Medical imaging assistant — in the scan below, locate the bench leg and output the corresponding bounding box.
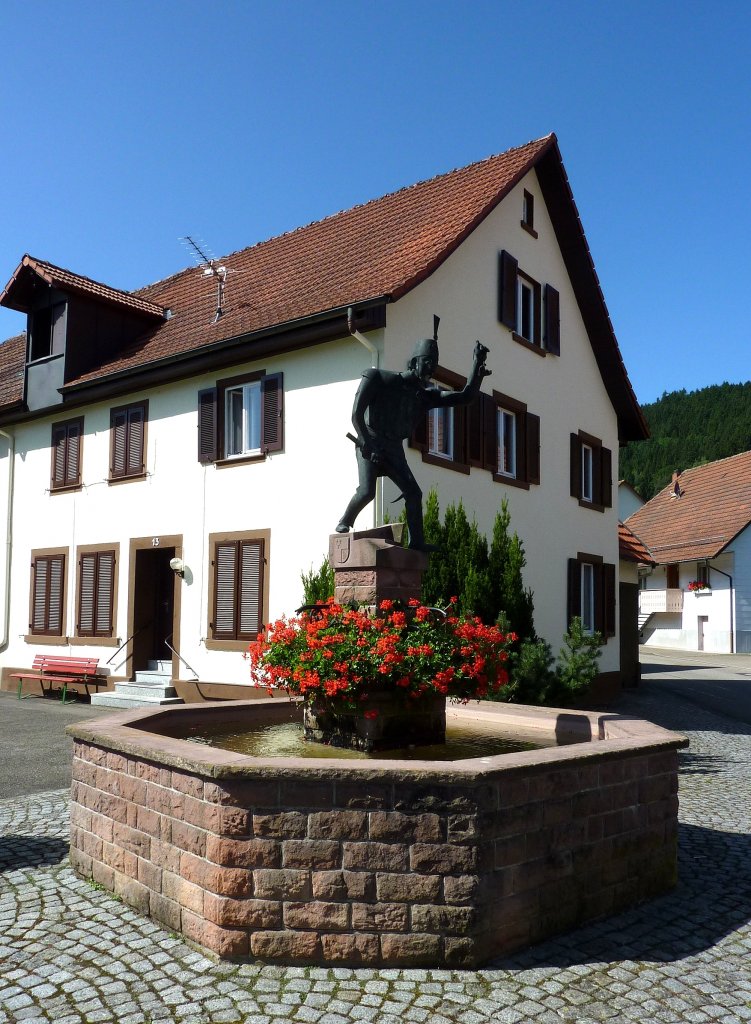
[17,680,34,700]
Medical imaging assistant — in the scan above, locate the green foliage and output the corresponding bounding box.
[300,557,335,606]
[554,617,603,699]
[621,381,751,500]
[419,491,534,638]
[492,617,602,705]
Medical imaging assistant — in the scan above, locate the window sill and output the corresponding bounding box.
[69,635,121,647]
[216,453,267,468]
[520,221,538,239]
[108,473,146,486]
[492,472,530,490]
[420,451,470,475]
[50,484,82,495]
[206,637,260,652]
[512,332,546,357]
[25,633,69,645]
[578,498,605,513]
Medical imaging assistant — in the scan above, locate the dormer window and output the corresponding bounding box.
[29,302,66,362]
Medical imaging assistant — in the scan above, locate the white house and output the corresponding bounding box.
[0,134,647,699]
[627,451,751,654]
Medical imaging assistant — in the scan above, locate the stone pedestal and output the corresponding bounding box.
[329,524,429,608]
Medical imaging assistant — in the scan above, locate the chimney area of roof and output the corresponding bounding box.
[670,470,683,499]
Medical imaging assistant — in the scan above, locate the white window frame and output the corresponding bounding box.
[581,562,595,634]
[497,407,517,478]
[224,380,262,458]
[428,405,454,460]
[581,444,594,502]
[517,276,536,343]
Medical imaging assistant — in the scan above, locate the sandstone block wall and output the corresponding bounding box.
[69,740,679,967]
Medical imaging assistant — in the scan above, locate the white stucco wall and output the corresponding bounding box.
[1,168,630,685]
[618,484,644,522]
[374,169,621,673]
[0,337,379,685]
[641,554,735,653]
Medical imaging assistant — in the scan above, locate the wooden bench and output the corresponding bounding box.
[10,655,104,704]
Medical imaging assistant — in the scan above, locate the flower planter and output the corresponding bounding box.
[303,692,447,752]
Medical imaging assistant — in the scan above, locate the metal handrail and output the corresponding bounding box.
[106,625,147,669]
[165,633,199,681]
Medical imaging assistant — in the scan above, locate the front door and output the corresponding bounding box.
[132,547,175,675]
[698,615,708,652]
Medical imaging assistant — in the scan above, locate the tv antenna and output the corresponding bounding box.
[180,235,227,324]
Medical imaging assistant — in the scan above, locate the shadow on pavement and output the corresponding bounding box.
[491,820,751,969]
[0,835,69,872]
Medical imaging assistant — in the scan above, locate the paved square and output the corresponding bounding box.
[1,669,750,1022]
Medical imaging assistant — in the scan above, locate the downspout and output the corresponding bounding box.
[707,562,734,654]
[0,428,14,652]
[347,307,381,528]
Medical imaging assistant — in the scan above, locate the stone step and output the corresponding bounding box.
[112,681,179,699]
[90,692,184,709]
[134,671,172,685]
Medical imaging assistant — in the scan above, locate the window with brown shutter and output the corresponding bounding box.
[29,552,66,636]
[209,534,267,646]
[567,553,615,640]
[198,372,284,465]
[570,431,612,511]
[51,418,83,491]
[76,549,116,638]
[498,250,559,356]
[109,402,147,481]
[466,391,541,489]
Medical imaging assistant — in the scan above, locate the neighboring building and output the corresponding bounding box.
[627,451,751,653]
[0,134,647,698]
[618,520,655,686]
[618,479,644,521]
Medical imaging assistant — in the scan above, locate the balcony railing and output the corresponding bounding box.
[639,589,684,615]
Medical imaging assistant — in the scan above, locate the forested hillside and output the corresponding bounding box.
[620,381,751,501]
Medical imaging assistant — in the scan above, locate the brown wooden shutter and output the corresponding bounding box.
[31,556,49,633]
[78,553,97,635]
[570,434,581,498]
[567,558,581,627]
[601,447,613,508]
[261,373,284,453]
[77,551,114,636]
[544,284,560,355]
[95,551,115,636]
[213,542,238,639]
[498,250,518,330]
[67,422,81,486]
[525,413,540,485]
[126,407,145,476]
[603,562,616,637]
[51,425,67,489]
[466,393,484,467]
[198,388,218,463]
[482,393,497,471]
[111,411,128,477]
[238,540,264,639]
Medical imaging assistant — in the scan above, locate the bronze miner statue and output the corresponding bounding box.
[336,321,491,550]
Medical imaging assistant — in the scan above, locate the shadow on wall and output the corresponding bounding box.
[490,820,751,968]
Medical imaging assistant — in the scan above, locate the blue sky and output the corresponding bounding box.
[1,0,748,405]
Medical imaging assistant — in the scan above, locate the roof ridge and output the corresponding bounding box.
[135,135,555,297]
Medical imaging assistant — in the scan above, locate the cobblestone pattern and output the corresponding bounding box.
[67,736,678,967]
[1,685,750,1022]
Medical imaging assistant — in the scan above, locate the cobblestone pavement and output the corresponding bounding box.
[1,684,750,1023]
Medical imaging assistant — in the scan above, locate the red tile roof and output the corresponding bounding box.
[0,334,25,408]
[625,451,751,562]
[0,134,646,440]
[618,521,654,564]
[0,255,165,319]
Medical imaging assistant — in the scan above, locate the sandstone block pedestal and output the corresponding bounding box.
[329,524,429,608]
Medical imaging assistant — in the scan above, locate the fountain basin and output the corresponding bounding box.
[67,699,686,967]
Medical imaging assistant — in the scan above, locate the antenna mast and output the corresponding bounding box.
[181,235,227,324]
